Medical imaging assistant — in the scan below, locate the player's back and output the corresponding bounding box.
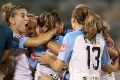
[69,33,106,80]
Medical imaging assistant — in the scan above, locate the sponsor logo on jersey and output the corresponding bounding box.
[60,44,67,52]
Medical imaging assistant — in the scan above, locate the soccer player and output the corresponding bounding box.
[26,11,65,80]
[38,4,119,80]
[1,3,61,80]
[0,24,13,65]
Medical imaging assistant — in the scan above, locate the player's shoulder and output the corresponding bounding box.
[97,34,105,40]
[96,34,106,45]
[65,30,84,38]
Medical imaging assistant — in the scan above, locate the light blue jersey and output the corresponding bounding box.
[58,30,111,80]
[12,32,28,48]
[13,32,64,68]
[29,35,64,68]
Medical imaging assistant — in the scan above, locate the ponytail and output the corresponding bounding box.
[84,14,97,41]
[72,4,99,42]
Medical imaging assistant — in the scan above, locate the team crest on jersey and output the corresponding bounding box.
[60,44,67,52]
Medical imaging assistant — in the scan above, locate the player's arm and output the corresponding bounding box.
[101,47,119,73]
[36,52,65,71]
[46,40,61,55]
[104,33,119,57]
[38,33,73,71]
[107,47,118,57]
[24,28,57,48]
[102,59,119,73]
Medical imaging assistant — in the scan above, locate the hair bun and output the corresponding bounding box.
[1,3,14,19]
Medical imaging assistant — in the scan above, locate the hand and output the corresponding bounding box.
[35,52,52,65]
[38,73,54,80]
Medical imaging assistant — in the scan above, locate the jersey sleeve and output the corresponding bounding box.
[19,36,29,48]
[5,29,13,48]
[101,46,111,68]
[57,31,83,63]
[57,34,73,63]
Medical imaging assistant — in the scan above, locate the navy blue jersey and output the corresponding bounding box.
[0,24,13,63]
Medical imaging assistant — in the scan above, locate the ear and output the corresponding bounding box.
[9,18,16,25]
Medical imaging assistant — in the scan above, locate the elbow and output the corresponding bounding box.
[102,66,112,73]
[102,64,118,73]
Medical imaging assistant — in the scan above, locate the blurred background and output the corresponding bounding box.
[0,0,120,47]
[0,0,120,79]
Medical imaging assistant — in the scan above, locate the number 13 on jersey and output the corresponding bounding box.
[86,46,101,70]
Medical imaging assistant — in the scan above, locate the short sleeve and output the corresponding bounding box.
[58,34,73,63]
[5,28,13,48]
[19,36,29,48]
[101,46,111,68]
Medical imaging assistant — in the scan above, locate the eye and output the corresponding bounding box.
[21,14,25,18]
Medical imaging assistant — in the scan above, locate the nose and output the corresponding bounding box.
[25,15,29,23]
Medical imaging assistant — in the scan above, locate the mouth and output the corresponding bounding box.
[25,22,28,27]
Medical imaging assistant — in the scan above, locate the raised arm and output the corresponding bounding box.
[24,28,57,48]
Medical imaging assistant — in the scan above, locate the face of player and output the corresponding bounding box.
[55,22,64,36]
[11,8,29,34]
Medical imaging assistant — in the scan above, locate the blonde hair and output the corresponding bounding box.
[102,21,110,31]
[73,4,98,42]
[1,3,24,24]
[1,3,14,18]
[84,14,97,41]
[37,11,62,32]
